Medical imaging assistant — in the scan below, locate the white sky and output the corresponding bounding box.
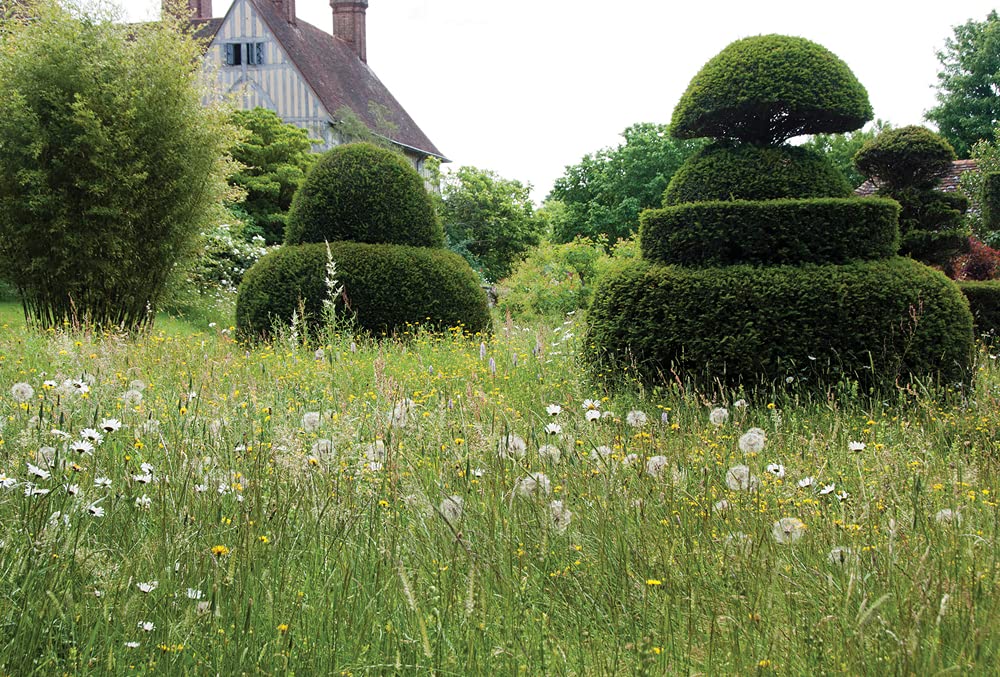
[123,0,999,202]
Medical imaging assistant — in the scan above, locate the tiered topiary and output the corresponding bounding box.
[236,143,490,338]
[587,35,974,389]
[853,126,970,271]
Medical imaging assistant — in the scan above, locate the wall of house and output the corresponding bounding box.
[203,0,337,149]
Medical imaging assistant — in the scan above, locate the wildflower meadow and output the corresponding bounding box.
[1,311,999,674]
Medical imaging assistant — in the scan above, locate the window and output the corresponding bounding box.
[223,43,264,66]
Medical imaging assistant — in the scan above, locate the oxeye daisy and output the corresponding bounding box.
[766,463,786,478]
[99,418,122,433]
[27,462,51,480]
[797,476,815,488]
[544,423,562,436]
[137,580,159,593]
[24,483,51,497]
[546,404,561,416]
[87,502,105,517]
[582,398,600,411]
[819,483,836,496]
[585,410,601,422]
[70,440,95,455]
[64,484,80,495]
[94,477,112,488]
[135,494,152,509]
[848,441,866,453]
[137,621,154,632]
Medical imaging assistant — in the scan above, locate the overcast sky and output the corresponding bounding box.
[124,0,998,201]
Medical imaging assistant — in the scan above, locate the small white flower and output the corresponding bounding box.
[70,440,95,455]
[836,491,849,502]
[135,494,152,509]
[645,455,669,479]
[11,382,34,403]
[64,483,80,495]
[194,483,208,493]
[585,409,601,422]
[50,428,71,440]
[848,441,866,453]
[797,476,815,488]
[125,641,141,648]
[72,380,90,395]
[709,407,729,426]
[765,463,786,478]
[498,434,527,461]
[725,465,759,491]
[544,423,562,436]
[738,428,766,454]
[301,411,321,432]
[546,404,562,416]
[515,472,551,498]
[935,508,961,525]
[626,410,648,427]
[137,621,154,632]
[24,483,51,497]
[0,474,17,489]
[439,495,464,523]
[137,580,158,593]
[87,502,105,517]
[79,428,104,444]
[132,473,153,484]
[733,399,748,410]
[549,500,571,533]
[582,399,601,411]
[94,477,112,488]
[819,483,836,496]
[538,444,561,463]
[186,588,203,600]
[27,462,51,480]
[99,418,122,433]
[140,462,154,475]
[771,517,806,544]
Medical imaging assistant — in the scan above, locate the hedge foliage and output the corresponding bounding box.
[663,143,851,205]
[284,143,443,247]
[640,197,899,266]
[958,280,1000,336]
[236,242,491,338]
[982,172,1000,233]
[853,125,956,190]
[587,257,974,389]
[670,35,872,145]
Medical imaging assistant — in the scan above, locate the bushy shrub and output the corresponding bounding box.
[496,237,637,319]
[854,125,956,190]
[640,197,898,266]
[670,35,872,144]
[958,280,1000,335]
[587,257,974,389]
[236,242,491,338]
[982,172,1000,233]
[663,143,851,205]
[284,143,443,247]
[954,237,1000,280]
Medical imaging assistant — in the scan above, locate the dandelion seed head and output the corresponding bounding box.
[738,428,766,454]
[772,517,806,544]
[709,407,729,426]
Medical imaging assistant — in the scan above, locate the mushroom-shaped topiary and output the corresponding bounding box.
[670,35,873,145]
[853,125,957,191]
[284,142,444,248]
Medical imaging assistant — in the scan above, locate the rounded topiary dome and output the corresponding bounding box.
[853,125,957,190]
[663,142,851,205]
[284,142,444,248]
[670,35,873,145]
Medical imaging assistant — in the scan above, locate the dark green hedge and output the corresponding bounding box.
[586,257,973,390]
[982,172,1000,233]
[236,242,491,338]
[284,143,444,248]
[958,280,1000,336]
[670,35,872,144]
[663,143,851,205]
[853,125,956,190]
[640,197,899,266]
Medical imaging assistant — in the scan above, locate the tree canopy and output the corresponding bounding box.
[439,165,542,282]
[227,108,317,245]
[0,0,234,330]
[548,123,704,243]
[926,10,1000,158]
[800,120,892,189]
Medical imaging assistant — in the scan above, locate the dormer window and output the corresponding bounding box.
[224,42,265,67]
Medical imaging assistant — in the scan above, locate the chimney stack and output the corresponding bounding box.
[331,0,368,63]
[273,0,295,24]
[163,0,212,20]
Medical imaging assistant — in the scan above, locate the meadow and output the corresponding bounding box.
[1,307,999,675]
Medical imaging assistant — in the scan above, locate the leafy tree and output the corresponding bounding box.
[228,108,317,244]
[0,0,234,330]
[548,123,705,243]
[439,166,542,282]
[926,11,1000,158]
[801,120,892,188]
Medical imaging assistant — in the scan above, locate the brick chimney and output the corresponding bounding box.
[163,0,212,20]
[331,0,368,63]
[272,0,295,24]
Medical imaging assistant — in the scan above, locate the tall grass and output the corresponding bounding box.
[0,314,998,673]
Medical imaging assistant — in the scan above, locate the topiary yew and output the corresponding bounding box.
[670,35,873,145]
[854,126,956,191]
[284,142,444,248]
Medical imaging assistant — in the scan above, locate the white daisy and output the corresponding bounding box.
[137,581,158,593]
[819,483,836,496]
[70,440,95,455]
[186,588,203,600]
[137,621,154,632]
[79,428,103,444]
[87,502,105,517]
[94,477,112,488]
[135,494,152,509]
[546,404,562,416]
[0,474,17,489]
[765,463,786,478]
[24,483,51,496]
[848,441,866,453]
[544,423,562,436]
[64,484,80,495]
[27,462,51,480]
[582,399,601,411]
[797,476,815,488]
[585,409,601,422]
[99,418,122,433]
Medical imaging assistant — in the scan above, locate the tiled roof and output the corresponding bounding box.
[190,17,224,43]
[239,0,444,159]
[855,159,978,196]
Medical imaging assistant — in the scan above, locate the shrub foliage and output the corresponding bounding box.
[284,143,443,248]
[854,125,957,190]
[663,143,851,205]
[958,280,1000,336]
[670,35,872,145]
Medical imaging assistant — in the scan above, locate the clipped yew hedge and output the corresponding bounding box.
[670,35,872,144]
[587,257,974,389]
[284,143,444,248]
[640,197,899,266]
[958,280,1000,337]
[236,242,491,338]
[663,143,851,205]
